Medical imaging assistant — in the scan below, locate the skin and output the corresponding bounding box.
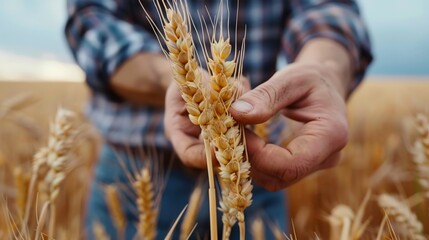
[112,38,353,191]
[111,52,171,107]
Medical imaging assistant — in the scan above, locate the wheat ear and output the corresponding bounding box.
[377,194,425,240]
[23,108,76,237]
[40,109,76,238]
[148,1,218,238]
[326,205,354,240]
[105,185,126,240]
[133,167,157,240]
[414,114,429,199]
[207,33,252,240]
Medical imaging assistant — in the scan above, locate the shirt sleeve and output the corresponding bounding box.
[283,0,373,93]
[64,0,162,101]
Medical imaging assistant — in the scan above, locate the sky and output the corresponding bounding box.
[0,0,428,76]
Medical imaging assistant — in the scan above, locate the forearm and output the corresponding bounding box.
[295,38,353,99]
[65,0,166,103]
[110,53,172,107]
[284,1,373,99]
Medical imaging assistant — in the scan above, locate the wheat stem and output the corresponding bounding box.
[35,202,49,240]
[204,138,218,240]
[152,2,218,238]
[180,177,204,240]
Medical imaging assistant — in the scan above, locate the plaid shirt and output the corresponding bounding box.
[65,0,372,148]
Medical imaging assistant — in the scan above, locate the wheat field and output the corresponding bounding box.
[0,78,429,239]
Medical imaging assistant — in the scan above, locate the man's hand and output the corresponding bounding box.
[230,62,349,191]
[228,38,353,191]
[166,38,353,191]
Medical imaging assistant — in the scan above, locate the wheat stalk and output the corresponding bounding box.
[133,167,157,240]
[180,179,204,240]
[377,194,425,240]
[144,1,218,238]
[144,1,252,238]
[39,108,76,238]
[105,184,126,240]
[206,26,252,240]
[12,167,29,221]
[251,216,265,240]
[22,108,76,238]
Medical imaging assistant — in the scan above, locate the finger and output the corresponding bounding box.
[169,130,207,169]
[230,67,311,124]
[164,83,206,168]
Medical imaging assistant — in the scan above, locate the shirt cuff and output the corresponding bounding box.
[76,18,162,101]
[283,4,373,94]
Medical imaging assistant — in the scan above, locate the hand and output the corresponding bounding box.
[164,73,251,168]
[164,81,207,168]
[111,53,172,107]
[230,62,349,191]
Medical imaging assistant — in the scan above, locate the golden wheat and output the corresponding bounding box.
[180,179,204,240]
[414,114,429,199]
[12,167,28,221]
[377,194,425,240]
[207,33,252,240]
[133,167,157,240]
[148,1,218,238]
[105,184,126,239]
[22,108,77,238]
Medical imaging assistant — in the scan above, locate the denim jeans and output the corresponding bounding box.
[85,144,288,239]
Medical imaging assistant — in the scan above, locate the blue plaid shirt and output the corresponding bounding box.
[65,0,372,148]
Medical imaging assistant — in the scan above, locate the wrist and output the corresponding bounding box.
[295,38,353,99]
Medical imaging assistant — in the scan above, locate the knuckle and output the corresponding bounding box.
[274,163,308,186]
[251,84,278,114]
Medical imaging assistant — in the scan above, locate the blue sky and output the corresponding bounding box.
[0,0,428,76]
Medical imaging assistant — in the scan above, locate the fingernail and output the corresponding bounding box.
[232,100,253,113]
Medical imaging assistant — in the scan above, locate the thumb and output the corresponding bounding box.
[230,72,297,124]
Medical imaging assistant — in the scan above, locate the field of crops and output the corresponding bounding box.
[0,79,428,239]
